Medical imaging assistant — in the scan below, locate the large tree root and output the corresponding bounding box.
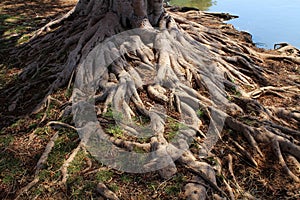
[72,11,299,198]
[4,3,300,199]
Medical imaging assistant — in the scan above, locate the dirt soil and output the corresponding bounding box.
[0,1,299,200]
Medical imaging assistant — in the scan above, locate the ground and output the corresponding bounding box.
[0,0,299,199]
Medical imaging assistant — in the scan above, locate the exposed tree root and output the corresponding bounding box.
[179,150,228,198]
[47,121,77,131]
[223,178,235,200]
[40,96,63,123]
[227,154,240,192]
[272,139,299,182]
[247,86,299,99]
[267,106,300,123]
[96,182,120,200]
[230,139,257,167]
[3,1,300,199]
[30,6,77,40]
[15,131,59,199]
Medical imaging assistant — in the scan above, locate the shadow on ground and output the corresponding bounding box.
[0,0,76,130]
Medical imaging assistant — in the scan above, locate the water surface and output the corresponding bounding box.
[170,0,300,49]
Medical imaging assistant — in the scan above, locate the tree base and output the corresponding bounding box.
[1,5,300,200]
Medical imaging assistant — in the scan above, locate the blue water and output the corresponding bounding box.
[170,0,300,49]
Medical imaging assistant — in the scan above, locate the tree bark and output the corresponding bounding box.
[74,0,164,28]
[2,0,300,199]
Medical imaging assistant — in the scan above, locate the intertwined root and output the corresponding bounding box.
[71,11,299,199]
[8,7,300,200]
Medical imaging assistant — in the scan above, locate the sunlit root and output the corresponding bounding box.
[267,106,300,122]
[179,149,228,198]
[274,43,300,57]
[60,142,83,187]
[272,139,299,182]
[183,182,207,200]
[109,137,151,152]
[230,139,258,167]
[223,178,235,200]
[47,121,77,130]
[226,117,300,183]
[96,182,120,200]
[247,86,299,99]
[227,154,241,191]
[3,3,300,199]
[31,7,76,40]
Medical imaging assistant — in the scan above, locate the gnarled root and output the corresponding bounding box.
[4,4,300,199]
[49,9,300,198]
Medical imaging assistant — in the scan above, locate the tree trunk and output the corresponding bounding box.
[74,0,164,28]
[3,0,300,199]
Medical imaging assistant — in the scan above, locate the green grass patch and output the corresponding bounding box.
[147,182,158,191]
[133,115,151,125]
[102,105,124,121]
[164,174,185,196]
[96,170,114,182]
[165,118,188,141]
[133,146,147,153]
[196,108,204,118]
[38,169,60,183]
[17,34,31,44]
[68,149,86,174]
[46,130,79,171]
[0,14,39,45]
[120,174,133,183]
[64,87,73,99]
[39,169,51,182]
[3,15,22,23]
[67,175,96,199]
[3,25,27,36]
[108,183,119,192]
[0,154,26,185]
[0,65,14,89]
[32,185,45,197]
[0,135,14,147]
[106,125,124,138]
[10,118,26,129]
[164,185,181,195]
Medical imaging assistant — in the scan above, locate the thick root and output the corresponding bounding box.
[2,4,300,199]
